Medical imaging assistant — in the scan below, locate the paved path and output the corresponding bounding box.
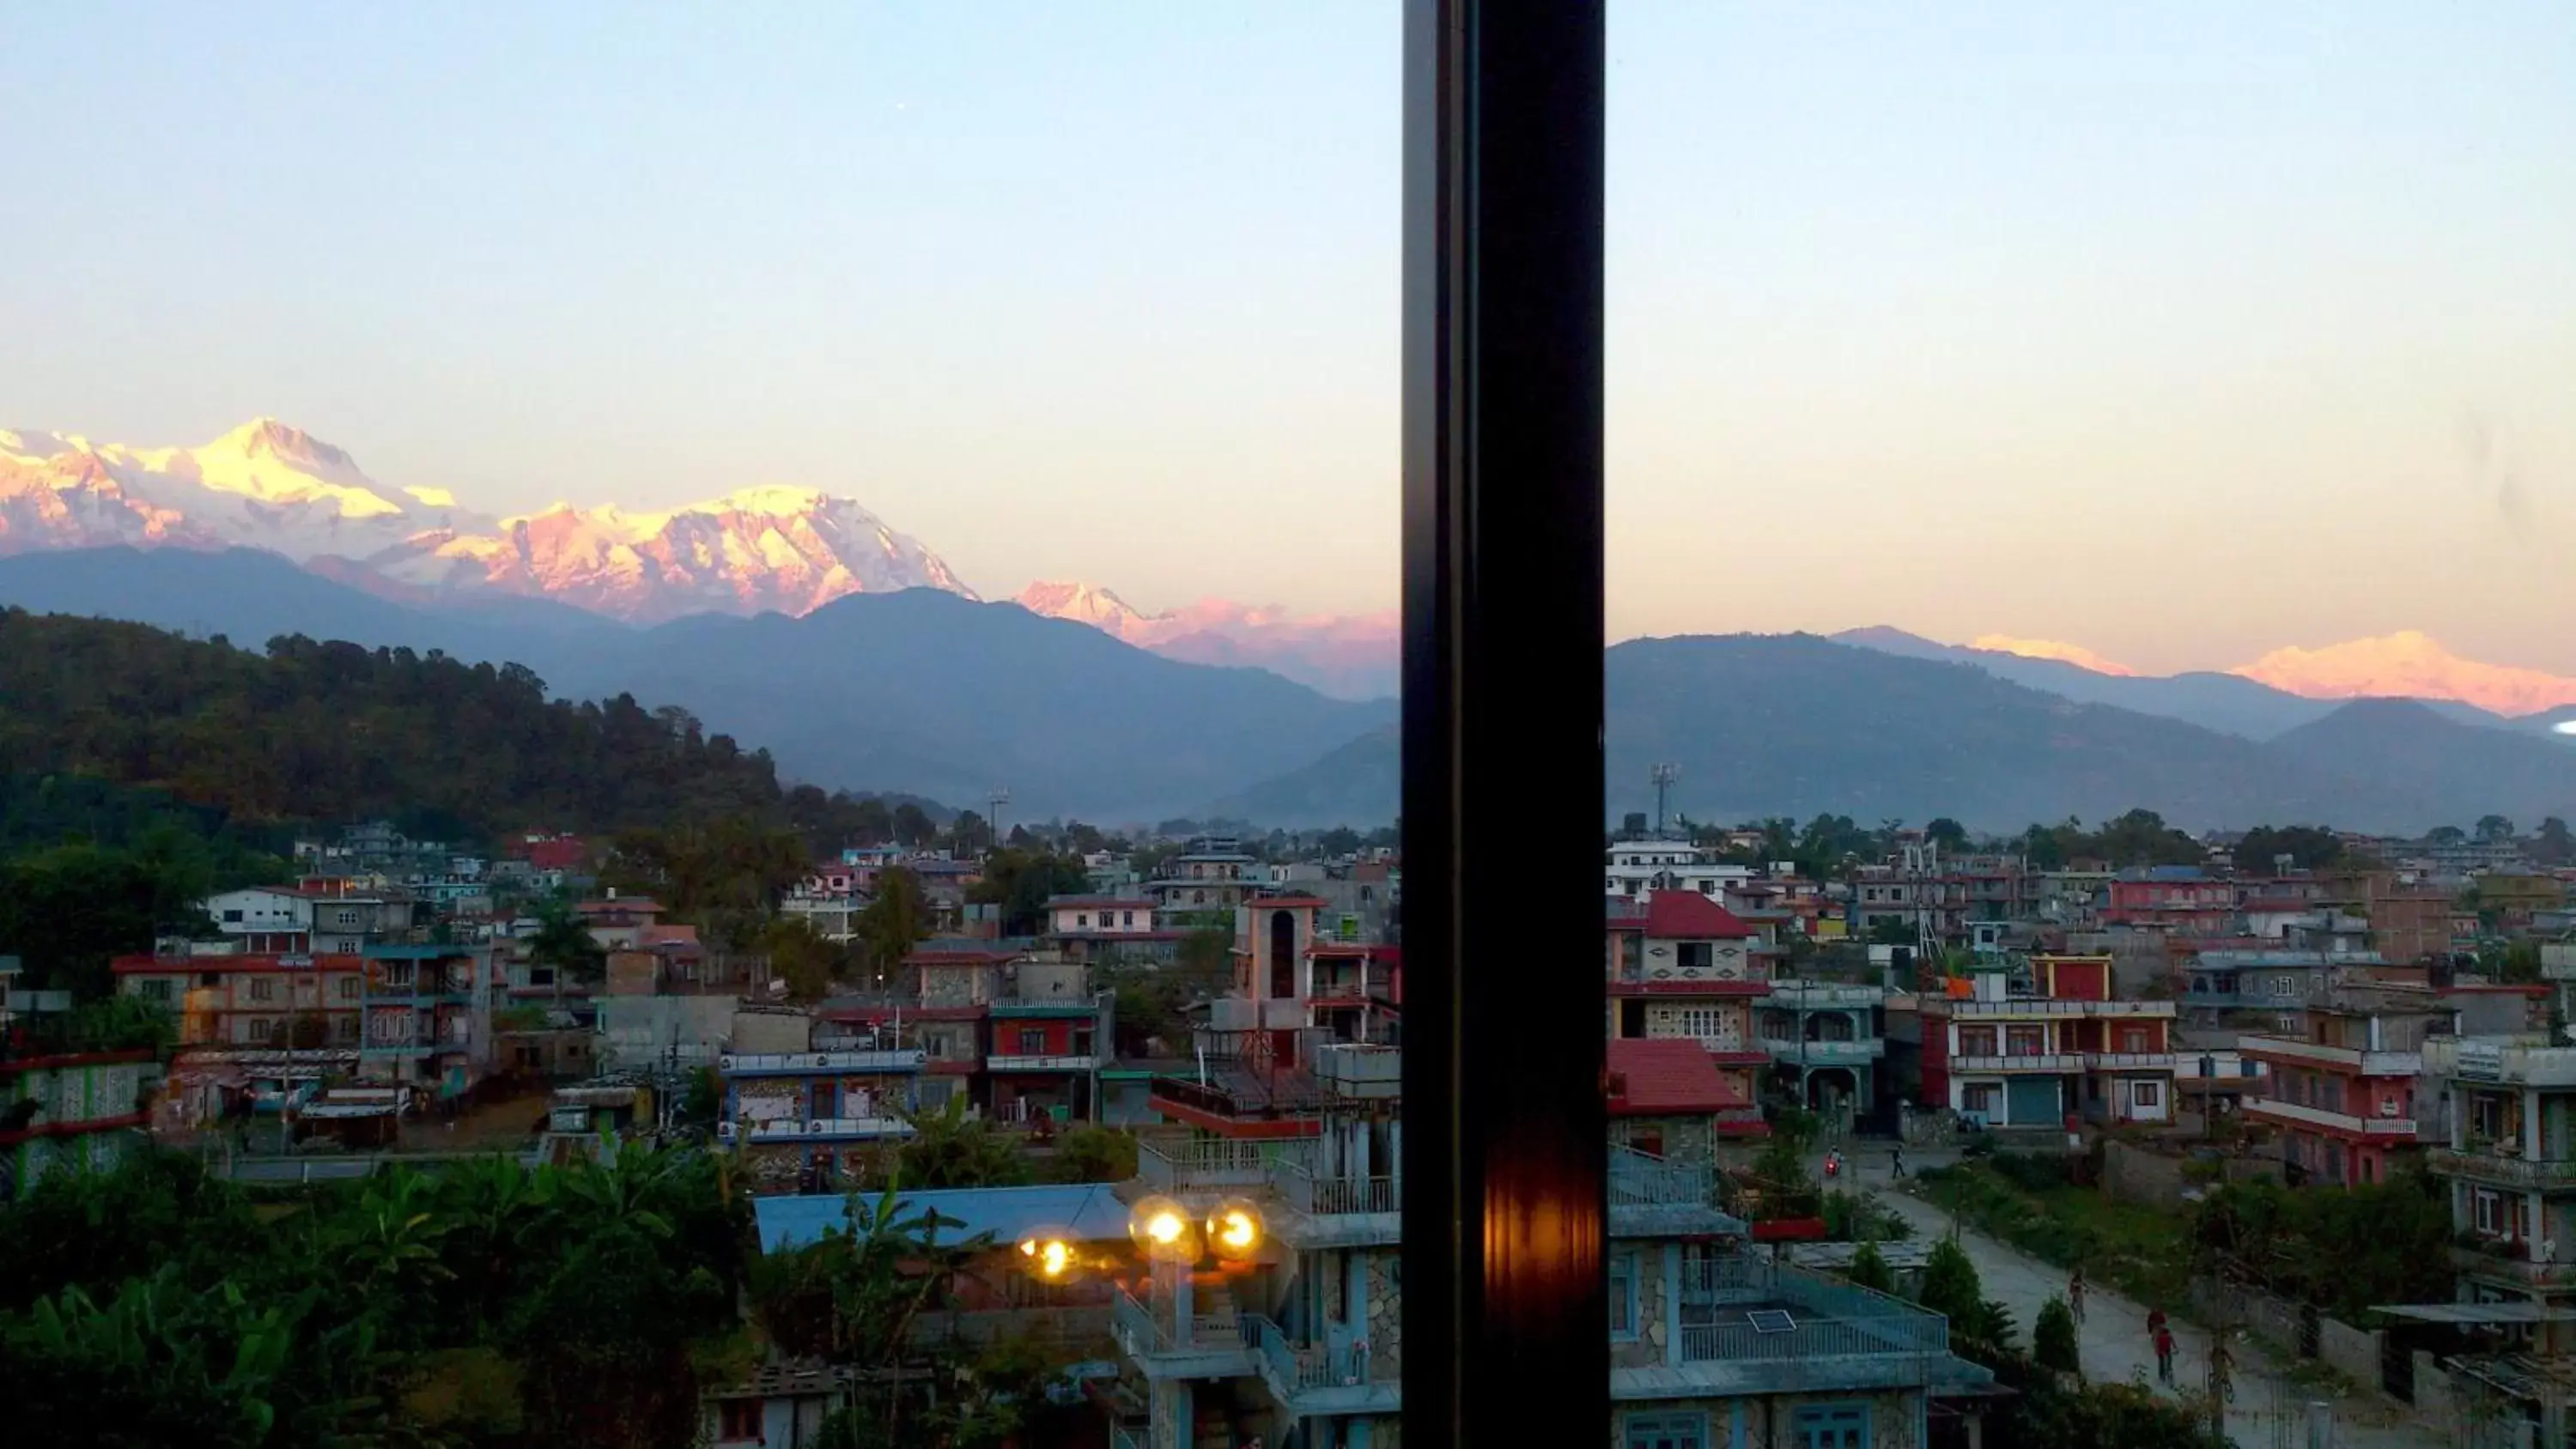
[1826,1150,2438,1449]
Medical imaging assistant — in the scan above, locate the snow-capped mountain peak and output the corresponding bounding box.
[0,417,977,624]
[2231,632,2576,714]
[1968,634,2139,676]
[1017,581,1398,699]
[1017,579,1147,632]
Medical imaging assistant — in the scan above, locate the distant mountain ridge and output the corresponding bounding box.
[1225,633,2576,832]
[0,546,1388,824]
[1830,627,2518,739]
[9,547,2570,833]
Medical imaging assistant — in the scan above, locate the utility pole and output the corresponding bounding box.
[987,785,1011,855]
[1649,763,1680,837]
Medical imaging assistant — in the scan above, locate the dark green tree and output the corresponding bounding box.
[2033,1296,2081,1376]
[1845,1240,1896,1294]
[526,900,607,984]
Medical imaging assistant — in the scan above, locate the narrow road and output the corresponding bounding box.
[1831,1149,2435,1449]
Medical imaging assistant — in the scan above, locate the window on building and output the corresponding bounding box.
[2133,1082,2161,1109]
[717,1398,762,1443]
[136,979,173,1003]
[1959,1027,1997,1057]
[2473,1094,2509,1145]
[336,977,360,1000]
[2004,1026,2045,1057]
[1963,1083,2000,1115]
[1076,913,1090,928]
[2120,1028,2147,1053]
[249,978,274,1002]
[1675,1006,1724,1040]
[1018,1028,1047,1056]
[1608,1249,1638,1339]
[1624,1415,1705,1449]
[222,909,244,923]
[1793,1404,1869,1449]
[2476,1190,2504,1236]
[248,1018,272,1043]
[334,1016,357,1043]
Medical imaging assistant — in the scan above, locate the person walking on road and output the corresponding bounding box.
[1891,1144,1907,1179]
[2067,1265,2086,1325]
[2153,1324,2177,1385]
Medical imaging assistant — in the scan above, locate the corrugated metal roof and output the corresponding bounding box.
[755,1183,1133,1253]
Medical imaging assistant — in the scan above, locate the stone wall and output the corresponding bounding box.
[1610,1247,1668,1369]
[729,1009,811,1053]
[2101,1137,2188,1210]
[1610,1114,1718,1167]
[921,967,985,1007]
[741,1142,802,1191]
[1364,1247,1403,1379]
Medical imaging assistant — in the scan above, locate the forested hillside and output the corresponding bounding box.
[0,609,915,845]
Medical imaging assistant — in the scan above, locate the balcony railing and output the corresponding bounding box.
[1949,999,2176,1018]
[2427,1147,2576,1191]
[986,1053,1097,1071]
[1609,1144,1715,1209]
[1275,1155,1400,1216]
[2242,1097,2418,1137]
[1112,1285,1248,1357]
[1138,1137,1270,1192]
[1248,1314,1343,1391]
[2086,1052,2178,1070]
[2234,1036,2421,1076]
[1759,1037,1886,1064]
[721,1049,927,1075]
[1674,1257,1949,1367]
[1948,1053,2084,1073]
[2450,1238,2576,1286]
[1762,983,1886,1007]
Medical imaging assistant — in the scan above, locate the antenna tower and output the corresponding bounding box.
[1649,763,1681,836]
[987,785,1011,852]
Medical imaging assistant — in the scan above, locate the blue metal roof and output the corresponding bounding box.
[754,1183,1134,1253]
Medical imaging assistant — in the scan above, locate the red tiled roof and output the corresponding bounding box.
[1607,893,1758,940]
[1606,1039,1752,1115]
[1248,894,1332,908]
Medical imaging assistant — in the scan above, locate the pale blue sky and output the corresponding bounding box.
[3,3,2570,670]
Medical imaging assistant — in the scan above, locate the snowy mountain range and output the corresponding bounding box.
[1941,630,2576,718]
[1012,581,1398,700]
[0,419,969,624]
[11,419,2567,713]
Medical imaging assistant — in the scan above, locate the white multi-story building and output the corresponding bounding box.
[1605,841,1753,904]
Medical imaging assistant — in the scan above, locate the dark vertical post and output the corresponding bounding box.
[1401,1,1607,1443]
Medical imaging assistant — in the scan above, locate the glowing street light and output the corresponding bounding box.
[1206,1198,1266,1260]
[1017,1231,1077,1282]
[1129,1194,1199,1260]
